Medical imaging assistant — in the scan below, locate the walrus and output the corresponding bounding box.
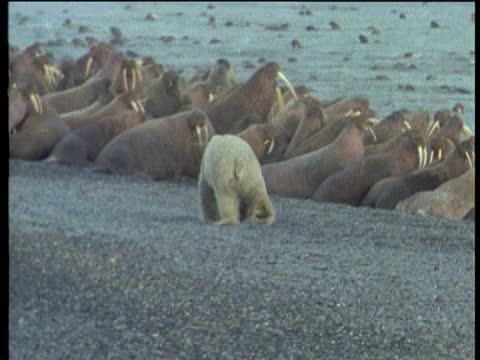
[54,43,115,90]
[282,97,326,159]
[49,97,146,165]
[59,88,115,124]
[41,77,112,114]
[363,109,430,145]
[373,136,475,209]
[9,43,44,81]
[201,62,297,134]
[237,120,276,161]
[144,69,192,118]
[262,116,377,198]
[284,108,375,159]
[184,59,237,106]
[361,136,456,208]
[322,96,371,124]
[9,91,69,160]
[312,129,428,205]
[11,54,62,95]
[198,134,275,225]
[260,97,310,164]
[429,110,474,145]
[396,167,475,220]
[95,109,215,179]
[62,90,145,130]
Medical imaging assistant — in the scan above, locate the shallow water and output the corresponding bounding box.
[9,1,475,130]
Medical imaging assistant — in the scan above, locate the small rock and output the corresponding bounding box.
[291,39,302,48]
[288,57,297,63]
[329,21,340,30]
[430,20,440,28]
[359,34,368,43]
[225,21,233,27]
[306,25,316,31]
[209,38,221,44]
[404,52,413,58]
[399,12,406,19]
[78,25,92,34]
[375,74,391,81]
[145,13,160,21]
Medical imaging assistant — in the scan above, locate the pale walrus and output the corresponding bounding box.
[312,129,428,205]
[396,167,475,220]
[373,136,475,209]
[201,62,297,134]
[49,97,146,165]
[198,134,275,225]
[95,109,215,179]
[262,116,377,198]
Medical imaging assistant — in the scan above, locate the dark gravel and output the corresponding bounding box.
[9,159,475,359]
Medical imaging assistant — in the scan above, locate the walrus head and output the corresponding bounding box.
[354,116,379,141]
[206,58,237,96]
[110,58,144,94]
[448,136,475,172]
[187,109,210,147]
[428,113,474,143]
[427,136,455,165]
[33,55,63,88]
[124,91,146,115]
[85,43,115,78]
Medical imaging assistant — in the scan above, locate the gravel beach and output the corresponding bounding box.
[9,159,475,359]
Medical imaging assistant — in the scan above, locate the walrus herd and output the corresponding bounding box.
[9,37,475,224]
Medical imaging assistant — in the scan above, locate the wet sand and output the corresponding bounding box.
[9,159,475,359]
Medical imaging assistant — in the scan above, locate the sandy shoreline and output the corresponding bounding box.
[9,159,474,358]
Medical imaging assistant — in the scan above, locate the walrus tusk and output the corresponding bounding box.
[465,151,473,169]
[344,109,353,117]
[136,100,145,114]
[277,71,297,100]
[43,65,52,86]
[367,117,380,125]
[136,68,143,83]
[203,125,209,145]
[267,138,275,154]
[131,68,136,90]
[403,120,411,130]
[417,146,423,169]
[196,126,203,146]
[122,68,128,92]
[366,126,377,142]
[35,94,43,113]
[437,148,442,161]
[130,100,139,112]
[29,94,39,113]
[275,85,285,111]
[427,120,439,138]
[429,149,434,165]
[462,125,474,136]
[422,146,428,168]
[208,93,214,102]
[85,56,93,77]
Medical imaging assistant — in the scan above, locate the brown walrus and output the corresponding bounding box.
[185,59,236,106]
[201,62,297,134]
[322,96,372,123]
[144,69,193,118]
[62,90,145,130]
[54,43,116,90]
[361,136,456,208]
[94,109,215,179]
[373,136,475,209]
[429,110,474,145]
[260,97,310,164]
[11,54,62,95]
[237,121,276,161]
[284,108,375,159]
[282,97,325,159]
[312,129,428,205]
[9,90,69,160]
[262,116,377,198]
[109,58,147,96]
[59,89,115,124]
[49,97,146,165]
[363,109,430,145]
[41,77,112,114]
[396,167,475,220]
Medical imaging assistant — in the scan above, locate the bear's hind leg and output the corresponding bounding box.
[198,178,220,223]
